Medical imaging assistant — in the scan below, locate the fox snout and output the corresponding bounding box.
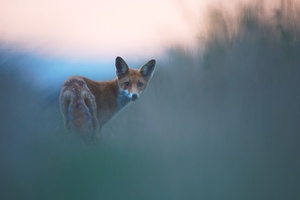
[131,93,138,101]
[126,91,139,101]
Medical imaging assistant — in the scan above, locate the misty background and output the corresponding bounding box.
[1,1,300,200]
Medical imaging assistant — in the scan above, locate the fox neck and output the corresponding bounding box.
[117,89,131,110]
[117,80,131,110]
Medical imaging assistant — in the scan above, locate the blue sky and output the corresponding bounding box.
[0,0,205,90]
[0,0,280,90]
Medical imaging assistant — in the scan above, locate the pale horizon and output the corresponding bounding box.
[0,0,205,60]
[0,0,284,60]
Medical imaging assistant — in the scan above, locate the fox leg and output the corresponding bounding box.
[60,77,99,143]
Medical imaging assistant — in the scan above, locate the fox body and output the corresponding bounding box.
[60,57,156,142]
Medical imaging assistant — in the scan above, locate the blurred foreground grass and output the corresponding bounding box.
[1,1,300,200]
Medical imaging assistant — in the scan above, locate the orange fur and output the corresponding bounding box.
[59,56,156,142]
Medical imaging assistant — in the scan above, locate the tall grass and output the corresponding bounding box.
[1,1,300,200]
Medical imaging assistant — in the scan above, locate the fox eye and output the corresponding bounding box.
[138,82,144,87]
[124,81,130,86]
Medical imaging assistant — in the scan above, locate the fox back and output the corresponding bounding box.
[59,56,156,143]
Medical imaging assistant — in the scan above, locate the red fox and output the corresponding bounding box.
[59,56,156,142]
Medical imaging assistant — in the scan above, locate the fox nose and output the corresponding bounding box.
[131,94,138,101]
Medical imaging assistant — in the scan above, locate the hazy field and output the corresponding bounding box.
[1,2,300,200]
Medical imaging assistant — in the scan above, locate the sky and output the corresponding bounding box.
[0,0,233,60]
[0,0,281,88]
[0,0,283,60]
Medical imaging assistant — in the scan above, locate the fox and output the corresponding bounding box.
[59,56,156,142]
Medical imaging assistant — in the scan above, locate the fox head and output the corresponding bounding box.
[115,56,156,101]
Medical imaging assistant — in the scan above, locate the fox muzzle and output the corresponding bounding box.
[131,94,138,101]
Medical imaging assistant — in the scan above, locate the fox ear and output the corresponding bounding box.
[115,56,129,77]
[139,59,156,80]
